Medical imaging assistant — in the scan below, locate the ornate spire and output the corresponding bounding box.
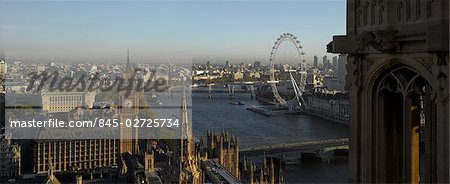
[270,158,275,184]
[127,48,130,62]
[250,160,254,184]
[260,166,264,183]
[181,80,189,135]
[279,158,283,184]
[48,153,54,179]
[181,79,193,144]
[124,48,133,75]
[243,155,247,171]
[263,152,267,171]
[179,78,198,182]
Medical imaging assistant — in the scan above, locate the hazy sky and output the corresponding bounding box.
[0,0,346,64]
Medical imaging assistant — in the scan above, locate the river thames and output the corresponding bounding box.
[190,91,349,183]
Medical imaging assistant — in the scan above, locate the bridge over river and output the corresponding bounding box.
[240,138,349,157]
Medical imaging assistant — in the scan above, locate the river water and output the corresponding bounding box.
[190,92,349,183]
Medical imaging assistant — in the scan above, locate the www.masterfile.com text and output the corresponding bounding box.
[9,118,180,128]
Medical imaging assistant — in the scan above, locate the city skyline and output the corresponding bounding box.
[0,1,346,64]
[1,0,448,183]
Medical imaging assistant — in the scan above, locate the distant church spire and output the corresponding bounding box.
[45,152,61,184]
[123,48,133,80]
[125,48,133,72]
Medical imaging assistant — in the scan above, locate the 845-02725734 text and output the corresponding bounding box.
[9,118,180,128]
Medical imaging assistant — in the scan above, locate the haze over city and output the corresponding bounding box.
[0,1,346,64]
[0,0,448,183]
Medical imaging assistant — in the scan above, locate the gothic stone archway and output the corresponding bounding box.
[372,64,432,183]
[345,54,449,183]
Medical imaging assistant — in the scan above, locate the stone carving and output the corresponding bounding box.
[355,0,385,27]
[345,55,363,92]
[371,1,376,25]
[431,52,449,102]
[379,3,384,24]
[364,1,370,25]
[355,30,399,53]
[365,57,378,72]
[355,0,363,27]
[397,0,406,21]
[427,0,434,18]
[355,0,362,8]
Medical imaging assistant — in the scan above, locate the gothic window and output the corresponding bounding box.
[373,65,432,183]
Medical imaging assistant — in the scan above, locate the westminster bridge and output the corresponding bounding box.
[239,138,349,157]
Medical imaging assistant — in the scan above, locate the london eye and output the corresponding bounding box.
[268,33,308,109]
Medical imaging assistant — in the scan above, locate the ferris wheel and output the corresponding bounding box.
[269,33,308,108]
